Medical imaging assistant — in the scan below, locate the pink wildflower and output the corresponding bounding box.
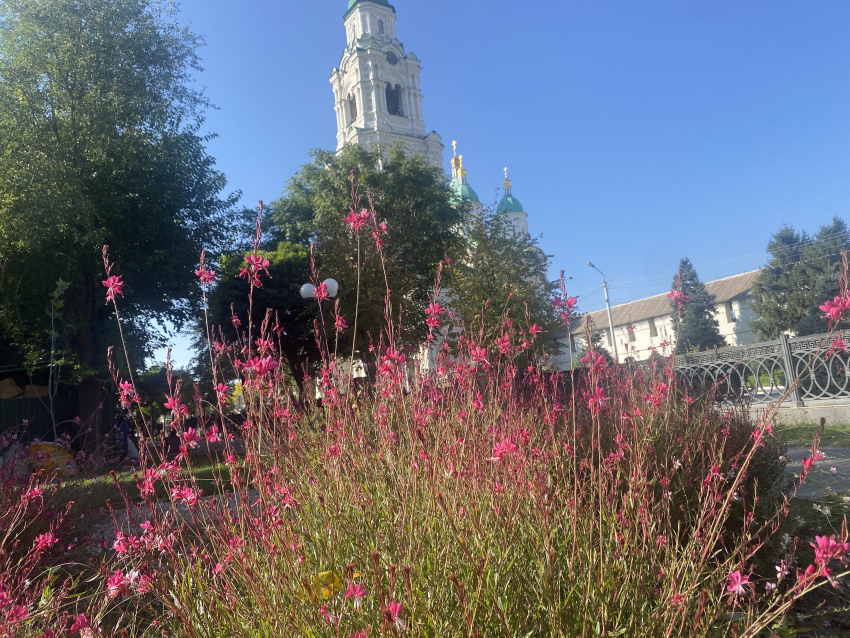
[726,570,749,595]
[386,601,404,630]
[346,582,368,610]
[334,313,348,332]
[102,275,124,303]
[183,428,200,449]
[33,532,59,553]
[587,386,608,416]
[164,396,188,418]
[195,267,216,284]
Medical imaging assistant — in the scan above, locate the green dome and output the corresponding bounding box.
[497,193,524,214]
[346,0,394,15]
[450,177,480,203]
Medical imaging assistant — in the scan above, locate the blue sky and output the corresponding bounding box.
[154,0,850,367]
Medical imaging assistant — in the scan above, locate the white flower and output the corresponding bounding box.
[765,582,777,591]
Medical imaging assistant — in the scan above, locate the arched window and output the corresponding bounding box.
[348,94,357,122]
[378,19,384,34]
[386,84,402,116]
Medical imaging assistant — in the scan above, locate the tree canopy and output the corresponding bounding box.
[200,242,321,392]
[267,144,461,357]
[750,217,850,340]
[670,258,725,353]
[443,208,561,358]
[0,0,236,383]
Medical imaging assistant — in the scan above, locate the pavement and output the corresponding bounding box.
[784,447,850,499]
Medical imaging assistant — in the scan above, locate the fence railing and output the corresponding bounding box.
[670,331,848,407]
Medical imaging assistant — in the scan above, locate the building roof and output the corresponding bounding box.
[497,193,524,214]
[450,177,480,203]
[575,269,761,330]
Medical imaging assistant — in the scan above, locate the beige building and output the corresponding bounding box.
[555,270,761,366]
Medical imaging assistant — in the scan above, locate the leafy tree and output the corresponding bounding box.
[670,258,725,353]
[199,242,320,393]
[750,218,849,340]
[444,209,561,357]
[268,144,461,359]
[0,0,236,444]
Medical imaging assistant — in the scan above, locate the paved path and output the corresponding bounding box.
[785,447,850,499]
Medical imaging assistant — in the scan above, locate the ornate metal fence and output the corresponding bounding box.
[673,331,849,407]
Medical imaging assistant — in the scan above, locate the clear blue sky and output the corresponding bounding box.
[154,0,850,366]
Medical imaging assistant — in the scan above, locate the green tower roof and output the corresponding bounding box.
[345,0,395,18]
[450,177,480,203]
[497,193,524,214]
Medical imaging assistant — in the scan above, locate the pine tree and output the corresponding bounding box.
[670,258,725,353]
[750,218,850,340]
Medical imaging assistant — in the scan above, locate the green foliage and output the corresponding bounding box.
[670,258,725,353]
[201,242,320,390]
[0,0,236,380]
[750,218,850,340]
[443,209,561,356]
[268,144,461,355]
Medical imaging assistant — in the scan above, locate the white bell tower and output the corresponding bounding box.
[330,0,444,166]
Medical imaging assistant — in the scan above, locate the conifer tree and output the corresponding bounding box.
[670,258,725,353]
[750,218,850,340]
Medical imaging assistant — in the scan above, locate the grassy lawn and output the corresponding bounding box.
[776,422,850,448]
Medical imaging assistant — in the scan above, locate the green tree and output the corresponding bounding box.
[444,209,561,357]
[268,144,461,358]
[670,258,725,353]
[0,0,236,444]
[750,218,850,340]
[200,242,320,394]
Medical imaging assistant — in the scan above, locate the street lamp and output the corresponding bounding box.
[300,279,339,364]
[588,262,619,364]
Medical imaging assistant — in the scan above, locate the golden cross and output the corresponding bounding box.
[504,167,508,179]
[452,140,457,156]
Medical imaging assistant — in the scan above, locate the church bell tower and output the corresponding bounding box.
[330,0,444,166]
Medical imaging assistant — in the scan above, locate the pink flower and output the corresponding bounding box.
[489,437,518,462]
[810,535,850,565]
[820,294,850,325]
[69,614,90,633]
[334,314,348,332]
[350,632,368,638]
[33,532,59,553]
[672,593,685,605]
[206,424,219,443]
[314,281,329,303]
[183,428,200,449]
[102,275,124,304]
[470,346,488,365]
[106,570,129,599]
[495,334,511,355]
[386,601,404,630]
[587,386,608,416]
[238,253,271,287]
[528,324,543,337]
[215,383,230,399]
[245,356,279,377]
[164,396,188,418]
[802,452,826,474]
[346,582,368,610]
[668,289,690,312]
[195,267,216,284]
[7,605,29,624]
[118,380,136,407]
[344,209,372,234]
[726,570,749,595]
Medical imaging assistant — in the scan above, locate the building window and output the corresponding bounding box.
[724,301,736,323]
[570,335,577,353]
[628,328,636,343]
[348,94,357,122]
[648,317,658,338]
[386,84,403,116]
[378,19,384,34]
[605,329,612,347]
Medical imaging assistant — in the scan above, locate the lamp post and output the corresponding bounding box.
[588,262,619,364]
[300,279,339,364]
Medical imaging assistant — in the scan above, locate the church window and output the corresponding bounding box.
[648,317,658,338]
[348,94,357,122]
[724,301,736,323]
[378,19,384,34]
[386,84,403,116]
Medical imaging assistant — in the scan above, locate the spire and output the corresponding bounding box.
[451,140,461,179]
[503,167,512,195]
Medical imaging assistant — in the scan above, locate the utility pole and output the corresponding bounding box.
[588,262,619,364]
